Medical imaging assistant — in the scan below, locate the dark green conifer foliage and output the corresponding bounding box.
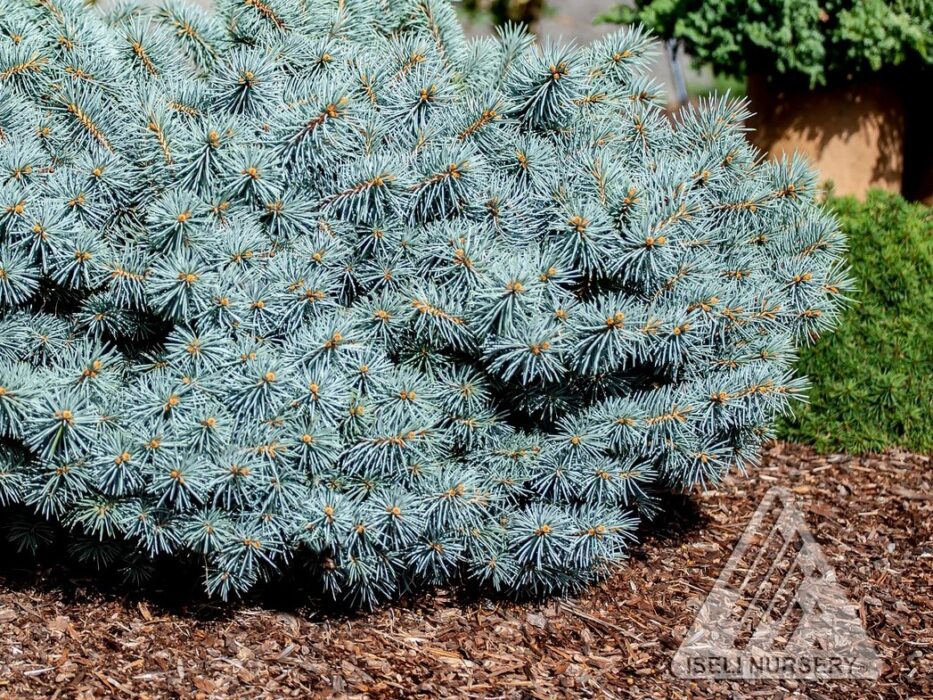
[0,0,848,606]
[779,192,933,453]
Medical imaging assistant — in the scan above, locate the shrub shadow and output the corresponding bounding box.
[0,490,711,621]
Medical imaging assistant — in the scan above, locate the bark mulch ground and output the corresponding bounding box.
[0,442,930,699]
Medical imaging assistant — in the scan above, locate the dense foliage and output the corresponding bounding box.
[599,0,933,86]
[0,0,847,606]
[780,192,932,453]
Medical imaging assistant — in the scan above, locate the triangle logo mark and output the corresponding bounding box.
[672,487,882,680]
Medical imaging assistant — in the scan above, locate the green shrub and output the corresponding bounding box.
[598,0,933,87]
[780,191,933,453]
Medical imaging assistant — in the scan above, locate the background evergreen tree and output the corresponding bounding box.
[598,0,932,87]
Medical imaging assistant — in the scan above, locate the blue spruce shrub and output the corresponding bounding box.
[0,0,849,606]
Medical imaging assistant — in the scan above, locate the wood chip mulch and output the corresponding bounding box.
[0,442,930,699]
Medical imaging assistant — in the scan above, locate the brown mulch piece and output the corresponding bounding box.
[0,442,930,699]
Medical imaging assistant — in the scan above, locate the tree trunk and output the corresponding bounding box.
[491,0,545,26]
